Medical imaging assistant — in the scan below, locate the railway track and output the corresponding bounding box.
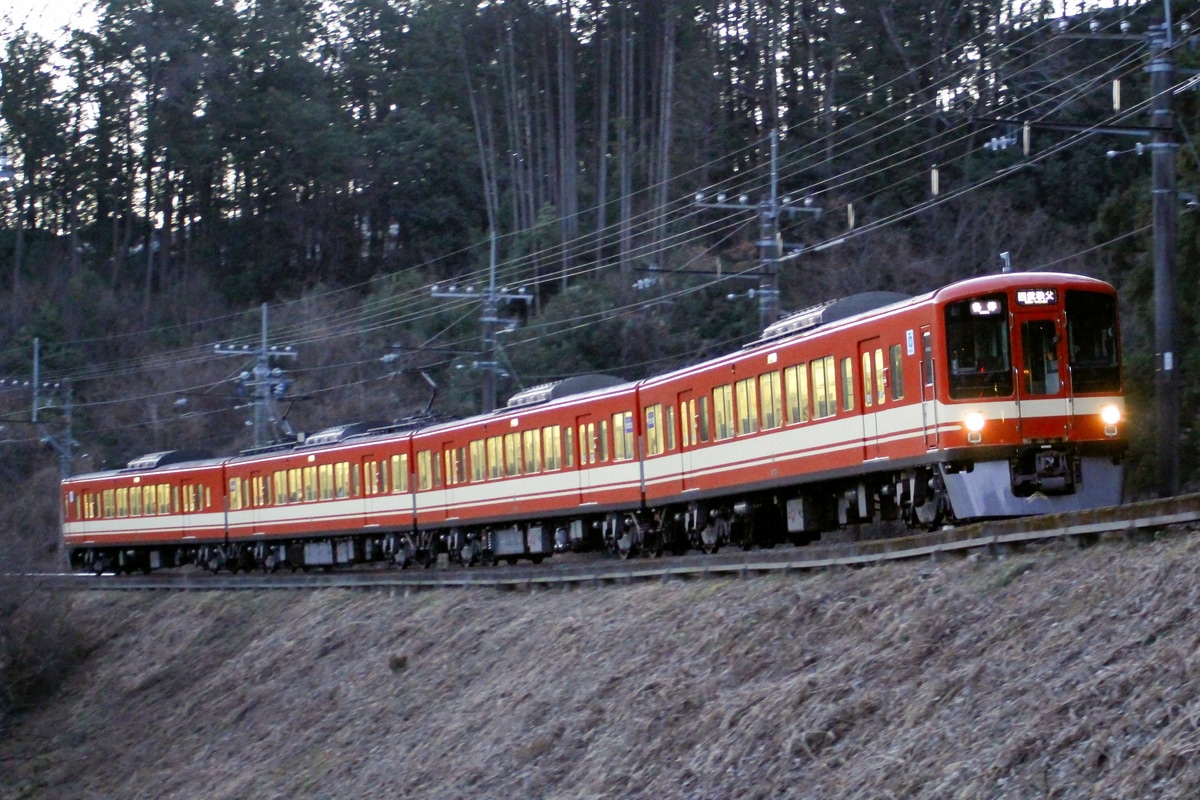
[35,491,1200,593]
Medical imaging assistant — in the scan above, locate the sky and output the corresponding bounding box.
[3,0,96,44]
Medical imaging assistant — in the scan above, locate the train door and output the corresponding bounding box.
[920,327,938,448]
[676,391,698,493]
[249,469,266,533]
[575,414,597,503]
[858,338,884,460]
[1015,309,1070,438]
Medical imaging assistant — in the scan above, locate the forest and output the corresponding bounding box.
[1,0,1200,568]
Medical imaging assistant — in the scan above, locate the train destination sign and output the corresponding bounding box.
[1016,288,1058,306]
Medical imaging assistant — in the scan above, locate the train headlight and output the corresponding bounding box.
[1100,405,1121,426]
[1101,404,1121,437]
[964,412,985,444]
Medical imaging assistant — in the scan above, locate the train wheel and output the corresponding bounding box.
[616,531,637,559]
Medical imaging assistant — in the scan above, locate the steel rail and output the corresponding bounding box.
[29,492,1200,593]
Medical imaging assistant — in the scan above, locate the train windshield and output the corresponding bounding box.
[945,294,1014,399]
[1066,290,1120,393]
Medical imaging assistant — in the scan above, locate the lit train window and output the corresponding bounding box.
[945,295,1013,399]
[612,412,635,460]
[564,426,575,467]
[336,461,353,497]
[735,378,758,435]
[579,423,596,464]
[889,345,904,400]
[102,489,115,518]
[697,397,711,442]
[862,353,874,408]
[645,405,664,456]
[469,441,487,482]
[229,479,242,510]
[784,364,810,424]
[665,406,677,451]
[418,450,434,489]
[504,434,521,476]
[253,475,268,506]
[319,464,334,499]
[487,436,504,478]
[523,429,542,473]
[144,485,157,514]
[759,373,782,431]
[116,487,129,517]
[713,385,734,440]
[875,349,886,405]
[391,453,409,492]
[84,492,97,520]
[841,358,855,412]
[598,420,610,461]
[130,485,142,516]
[812,356,837,419]
[160,484,173,514]
[274,472,288,504]
[543,426,562,470]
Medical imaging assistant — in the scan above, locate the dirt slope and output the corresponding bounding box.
[3,533,1200,800]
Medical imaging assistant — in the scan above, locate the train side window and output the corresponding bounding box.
[713,385,734,440]
[841,357,855,411]
[612,412,634,460]
[116,487,129,517]
[470,441,487,481]
[229,479,242,510]
[697,397,711,442]
[523,429,542,473]
[874,349,886,404]
[101,489,115,518]
[665,405,677,451]
[142,485,155,514]
[336,462,353,497]
[544,426,562,470]
[304,466,319,501]
[598,420,610,461]
[417,450,434,490]
[487,436,503,478]
[391,453,409,492]
[922,332,934,387]
[130,485,143,516]
[735,378,759,435]
[862,352,874,408]
[759,372,782,430]
[364,461,379,495]
[504,433,522,476]
[784,364,810,424]
[889,344,904,400]
[579,423,596,464]
[318,464,334,500]
[812,356,837,418]
[564,425,575,467]
[161,485,174,514]
[171,486,180,514]
[645,404,664,456]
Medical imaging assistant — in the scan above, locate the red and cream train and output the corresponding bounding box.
[62,272,1126,573]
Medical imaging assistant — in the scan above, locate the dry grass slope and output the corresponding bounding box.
[4,533,1200,799]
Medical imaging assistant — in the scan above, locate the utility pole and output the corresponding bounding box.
[30,338,75,480]
[214,303,298,447]
[431,230,532,413]
[695,129,820,330]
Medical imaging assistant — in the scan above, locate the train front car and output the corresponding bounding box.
[926,272,1125,522]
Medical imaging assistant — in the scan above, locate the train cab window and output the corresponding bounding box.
[544,426,562,470]
[504,433,522,476]
[945,295,1013,399]
[1066,291,1120,393]
[889,344,904,400]
[470,441,487,482]
[713,385,734,440]
[523,429,542,473]
[391,453,409,492]
[645,405,664,456]
[840,358,855,412]
[613,412,635,460]
[759,373,782,431]
[812,356,837,419]
[784,364,810,424]
[735,378,759,435]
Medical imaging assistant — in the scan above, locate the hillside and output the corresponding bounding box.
[3,532,1200,799]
